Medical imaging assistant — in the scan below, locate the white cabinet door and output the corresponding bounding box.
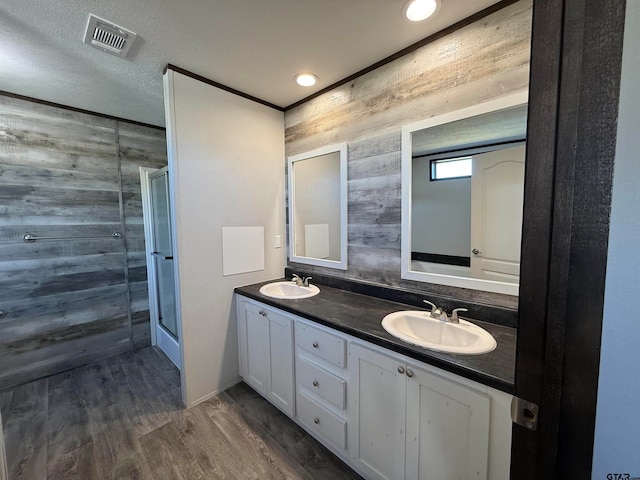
[405,364,491,480]
[348,343,407,480]
[349,341,492,480]
[237,298,295,417]
[241,301,270,395]
[266,309,295,417]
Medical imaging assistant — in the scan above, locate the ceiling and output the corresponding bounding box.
[412,104,528,157]
[0,0,501,127]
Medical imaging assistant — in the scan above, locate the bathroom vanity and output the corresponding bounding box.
[235,279,515,480]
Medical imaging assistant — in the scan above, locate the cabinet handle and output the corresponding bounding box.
[312,380,319,387]
[397,366,405,374]
[312,341,319,348]
[313,417,320,425]
[406,369,414,378]
[259,310,267,317]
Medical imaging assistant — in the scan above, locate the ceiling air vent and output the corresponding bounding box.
[83,14,137,57]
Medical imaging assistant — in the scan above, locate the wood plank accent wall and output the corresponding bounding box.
[0,94,167,389]
[284,0,531,310]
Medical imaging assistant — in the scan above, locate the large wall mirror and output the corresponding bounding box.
[401,91,528,296]
[288,143,348,270]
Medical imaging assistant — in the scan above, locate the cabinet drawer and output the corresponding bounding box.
[296,322,346,368]
[297,392,347,450]
[297,356,346,409]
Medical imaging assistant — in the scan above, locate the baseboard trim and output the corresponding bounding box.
[186,377,243,408]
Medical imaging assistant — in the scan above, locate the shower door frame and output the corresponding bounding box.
[140,166,182,370]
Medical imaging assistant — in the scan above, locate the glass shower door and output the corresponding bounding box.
[150,169,177,338]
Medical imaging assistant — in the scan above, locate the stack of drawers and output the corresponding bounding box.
[295,320,349,453]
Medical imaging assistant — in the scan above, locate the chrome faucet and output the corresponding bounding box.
[423,300,447,321]
[423,300,468,324]
[292,274,312,287]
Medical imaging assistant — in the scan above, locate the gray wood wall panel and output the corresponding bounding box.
[1,286,130,343]
[0,94,167,389]
[285,1,531,311]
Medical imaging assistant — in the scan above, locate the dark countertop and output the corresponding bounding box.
[235,279,516,394]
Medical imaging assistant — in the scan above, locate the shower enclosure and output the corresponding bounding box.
[141,166,181,368]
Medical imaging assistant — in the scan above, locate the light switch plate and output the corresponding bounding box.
[275,235,282,248]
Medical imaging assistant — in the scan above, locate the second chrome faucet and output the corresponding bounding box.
[423,300,468,324]
[292,273,313,287]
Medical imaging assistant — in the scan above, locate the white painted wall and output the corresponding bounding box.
[293,151,341,260]
[164,70,285,407]
[592,2,640,477]
[411,157,471,257]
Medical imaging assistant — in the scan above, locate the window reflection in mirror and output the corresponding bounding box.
[401,92,528,296]
[288,143,347,270]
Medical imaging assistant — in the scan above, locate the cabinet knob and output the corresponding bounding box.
[313,417,320,425]
[259,310,267,317]
[312,341,319,348]
[397,366,405,374]
[312,380,319,387]
[406,369,414,378]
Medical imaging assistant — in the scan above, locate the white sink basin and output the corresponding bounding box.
[259,281,320,299]
[381,311,496,355]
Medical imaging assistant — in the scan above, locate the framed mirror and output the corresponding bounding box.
[401,91,528,295]
[288,143,348,270]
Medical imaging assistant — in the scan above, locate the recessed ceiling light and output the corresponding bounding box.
[403,0,440,22]
[295,73,318,87]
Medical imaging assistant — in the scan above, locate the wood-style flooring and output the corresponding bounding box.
[0,346,362,480]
